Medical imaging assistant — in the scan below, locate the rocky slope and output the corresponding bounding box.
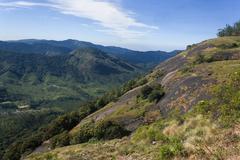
[26,36,240,160]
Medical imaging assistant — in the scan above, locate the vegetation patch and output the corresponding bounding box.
[138,84,165,103]
[70,120,130,145]
[191,70,240,127]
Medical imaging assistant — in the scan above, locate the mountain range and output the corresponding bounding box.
[1,39,179,66]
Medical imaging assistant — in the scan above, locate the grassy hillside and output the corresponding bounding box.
[26,36,240,160]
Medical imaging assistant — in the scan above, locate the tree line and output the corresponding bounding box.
[218,20,240,37]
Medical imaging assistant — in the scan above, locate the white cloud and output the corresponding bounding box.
[0,1,53,7]
[0,0,158,39]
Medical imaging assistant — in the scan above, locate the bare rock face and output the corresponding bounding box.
[71,37,240,133]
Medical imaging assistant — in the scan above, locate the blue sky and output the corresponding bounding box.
[0,0,240,51]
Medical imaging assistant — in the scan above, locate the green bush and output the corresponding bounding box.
[148,89,165,102]
[140,85,153,99]
[42,111,81,139]
[122,77,148,93]
[2,142,22,160]
[71,120,130,144]
[123,79,137,92]
[139,84,165,102]
[3,133,45,160]
[94,120,130,140]
[50,131,70,148]
[20,133,43,154]
[132,120,167,143]
[70,121,95,144]
[186,44,197,50]
[137,78,148,86]
[194,54,213,64]
[158,137,184,160]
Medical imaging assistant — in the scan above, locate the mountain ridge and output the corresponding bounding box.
[1,39,180,67]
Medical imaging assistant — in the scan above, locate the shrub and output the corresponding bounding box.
[95,98,107,109]
[70,121,95,144]
[21,133,43,153]
[186,44,197,50]
[42,111,81,139]
[94,120,130,140]
[71,120,130,144]
[50,131,70,148]
[2,142,22,160]
[148,89,165,102]
[194,54,213,64]
[140,85,153,99]
[123,79,137,92]
[139,84,165,102]
[158,137,184,160]
[122,77,148,93]
[131,120,167,143]
[137,78,148,86]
